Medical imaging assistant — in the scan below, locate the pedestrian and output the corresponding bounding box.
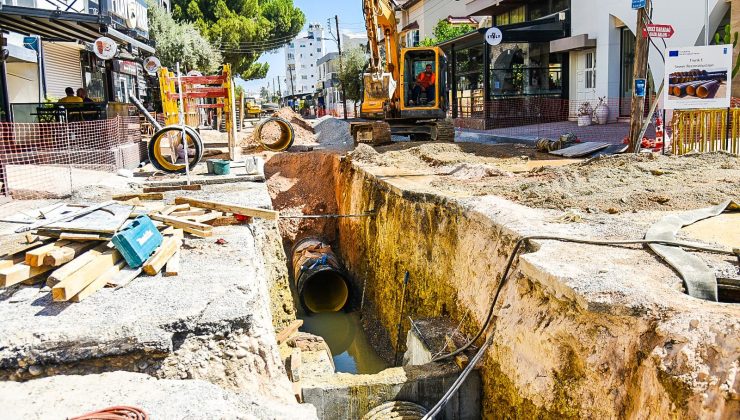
[59,87,83,104]
[76,88,94,103]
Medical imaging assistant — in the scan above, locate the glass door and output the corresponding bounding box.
[619,27,635,117]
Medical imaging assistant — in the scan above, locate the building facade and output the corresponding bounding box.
[397,0,470,47]
[0,0,157,122]
[284,23,326,97]
[562,0,731,119]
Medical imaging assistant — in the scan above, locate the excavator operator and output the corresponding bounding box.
[411,64,435,106]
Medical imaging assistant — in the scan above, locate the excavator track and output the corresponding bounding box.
[351,121,392,145]
[432,119,455,142]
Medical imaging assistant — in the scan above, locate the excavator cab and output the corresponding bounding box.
[399,47,447,119]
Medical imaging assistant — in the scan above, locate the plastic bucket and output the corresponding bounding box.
[212,159,231,175]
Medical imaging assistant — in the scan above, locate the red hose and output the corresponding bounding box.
[69,406,148,420]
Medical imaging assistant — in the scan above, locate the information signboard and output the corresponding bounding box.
[664,45,732,110]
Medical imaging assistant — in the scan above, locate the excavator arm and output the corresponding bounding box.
[361,0,400,117]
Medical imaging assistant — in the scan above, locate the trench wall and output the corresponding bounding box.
[333,160,738,419]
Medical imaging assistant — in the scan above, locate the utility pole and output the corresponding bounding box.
[704,0,709,46]
[288,65,295,97]
[336,15,348,120]
[277,77,282,105]
[628,0,652,152]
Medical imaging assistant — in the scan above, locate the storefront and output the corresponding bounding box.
[111,59,141,103]
[440,6,570,129]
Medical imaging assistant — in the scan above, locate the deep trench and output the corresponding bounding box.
[265,151,392,374]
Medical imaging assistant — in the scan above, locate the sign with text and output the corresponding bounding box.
[485,27,503,46]
[664,45,732,110]
[635,79,646,97]
[642,24,674,39]
[632,0,646,9]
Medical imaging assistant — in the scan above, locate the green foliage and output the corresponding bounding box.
[260,86,270,101]
[714,24,740,78]
[147,1,222,73]
[171,0,305,80]
[419,20,476,47]
[337,47,369,103]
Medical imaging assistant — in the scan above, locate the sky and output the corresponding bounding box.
[236,0,366,94]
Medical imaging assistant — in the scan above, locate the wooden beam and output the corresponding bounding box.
[164,251,180,277]
[174,197,279,220]
[276,320,304,344]
[0,254,25,270]
[0,263,53,288]
[43,241,98,267]
[149,213,213,237]
[170,209,208,217]
[628,0,651,152]
[143,236,181,275]
[52,249,122,301]
[188,212,222,224]
[46,244,109,287]
[71,261,127,302]
[25,240,71,267]
[143,184,202,193]
[161,204,189,216]
[112,193,165,201]
[110,267,143,289]
[0,238,53,259]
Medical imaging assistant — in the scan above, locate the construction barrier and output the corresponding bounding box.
[672,108,740,155]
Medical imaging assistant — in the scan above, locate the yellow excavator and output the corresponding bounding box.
[350,0,454,144]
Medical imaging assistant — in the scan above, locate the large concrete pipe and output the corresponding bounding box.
[292,238,350,313]
[686,81,709,97]
[255,117,295,152]
[697,80,721,98]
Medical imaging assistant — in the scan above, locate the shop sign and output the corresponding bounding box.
[635,79,646,97]
[109,0,149,32]
[115,60,140,76]
[664,45,732,110]
[642,24,674,39]
[143,56,161,74]
[93,36,118,60]
[485,27,503,46]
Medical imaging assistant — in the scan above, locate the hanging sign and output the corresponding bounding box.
[632,0,646,9]
[664,45,732,110]
[143,56,161,74]
[485,27,503,46]
[635,79,646,97]
[642,24,674,39]
[93,36,118,60]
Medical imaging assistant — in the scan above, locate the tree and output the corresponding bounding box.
[420,20,476,47]
[147,1,222,73]
[171,0,305,80]
[337,47,369,114]
[260,86,270,101]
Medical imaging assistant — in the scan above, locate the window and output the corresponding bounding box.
[496,5,526,26]
[585,52,596,89]
[407,30,420,47]
[317,48,322,52]
[288,53,294,59]
[302,75,308,80]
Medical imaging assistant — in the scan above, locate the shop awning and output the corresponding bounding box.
[438,11,569,48]
[0,5,153,53]
[550,34,596,53]
[0,5,107,43]
[4,43,37,63]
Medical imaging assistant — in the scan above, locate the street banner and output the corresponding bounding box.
[664,45,732,110]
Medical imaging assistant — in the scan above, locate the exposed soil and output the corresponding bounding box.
[351,143,740,213]
[264,151,340,246]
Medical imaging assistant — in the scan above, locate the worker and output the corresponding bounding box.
[412,64,435,106]
[76,88,94,103]
[59,87,83,104]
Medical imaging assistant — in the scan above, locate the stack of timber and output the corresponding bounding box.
[0,194,279,303]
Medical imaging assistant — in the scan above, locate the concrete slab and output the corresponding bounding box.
[0,371,316,420]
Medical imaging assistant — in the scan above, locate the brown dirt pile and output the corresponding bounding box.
[354,142,739,213]
[272,108,317,145]
[264,151,340,245]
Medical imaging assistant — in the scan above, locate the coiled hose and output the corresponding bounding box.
[422,236,735,419]
[69,406,148,420]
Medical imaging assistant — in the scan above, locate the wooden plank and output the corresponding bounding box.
[46,244,109,287]
[45,203,133,234]
[189,212,223,224]
[170,209,208,217]
[149,213,213,238]
[164,251,180,277]
[276,320,304,344]
[143,184,202,193]
[25,240,71,267]
[174,197,279,220]
[143,236,181,275]
[110,267,143,288]
[208,215,250,227]
[58,232,113,241]
[0,254,25,270]
[161,204,189,216]
[52,249,122,301]
[0,237,53,259]
[0,263,53,288]
[112,193,165,201]
[71,261,127,302]
[43,241,99,267]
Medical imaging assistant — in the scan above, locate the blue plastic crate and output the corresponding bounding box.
[112,216,163,268]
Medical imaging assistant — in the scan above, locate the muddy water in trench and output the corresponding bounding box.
[300,312,388,374]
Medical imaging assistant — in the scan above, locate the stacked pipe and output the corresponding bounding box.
[668,69,726,99]
[291,238,350,313]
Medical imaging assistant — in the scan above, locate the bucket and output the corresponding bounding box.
[212,159,231,175]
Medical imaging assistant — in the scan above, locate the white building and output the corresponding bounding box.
[341,32,368,52]
[397,0,472,47]
[284,23,326,96]
[557,0,731,119]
